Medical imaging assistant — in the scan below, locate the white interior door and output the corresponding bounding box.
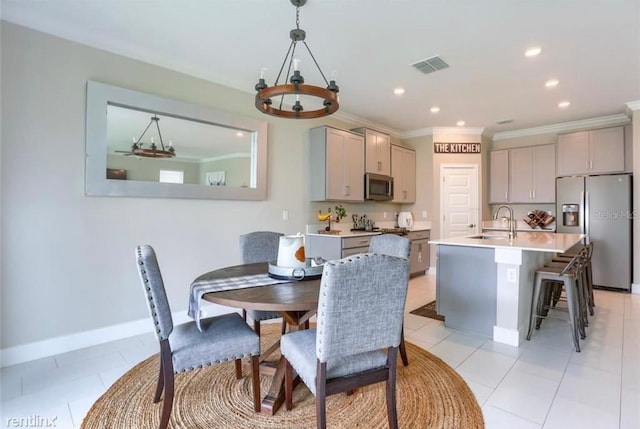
[440,164,479,239]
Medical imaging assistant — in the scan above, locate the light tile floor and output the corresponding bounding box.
[1,273,638,428]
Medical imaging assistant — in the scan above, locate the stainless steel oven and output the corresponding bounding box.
[364,173,393,201]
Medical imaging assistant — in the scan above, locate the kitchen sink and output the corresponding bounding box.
[468,234,509,240]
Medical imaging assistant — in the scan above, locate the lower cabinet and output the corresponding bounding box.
[305,234,375,261]
[408,230,430,275]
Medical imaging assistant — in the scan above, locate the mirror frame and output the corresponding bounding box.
[85,81,268,200]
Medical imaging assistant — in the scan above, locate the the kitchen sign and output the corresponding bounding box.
[434,142,481,154]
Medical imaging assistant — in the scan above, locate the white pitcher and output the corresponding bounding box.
[276,233,306,268]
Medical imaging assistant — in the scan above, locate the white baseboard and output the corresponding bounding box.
[493,326,521,347]
[0,303,237,368]
[632,283,640,294]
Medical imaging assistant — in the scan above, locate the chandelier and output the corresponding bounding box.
[130,115,176,158]
[254,0,339,119]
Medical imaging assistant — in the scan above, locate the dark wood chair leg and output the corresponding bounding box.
[234,359,242,379]
[153,353,165,403]
[251,355,261,412]
[386,347,399,429]
[281,319,287,335]
[399,327,409,366]
[254,320,261,337]
[158,340,174,429]
[284,358,294,410]
[316,361,327,429]
[242,308,247,321]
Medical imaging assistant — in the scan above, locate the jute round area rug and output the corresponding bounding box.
[82,324,483,428]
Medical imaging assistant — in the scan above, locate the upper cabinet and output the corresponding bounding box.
[352,127,391,175]
[509,144,556,203]
[489,150,509,203]
[391,145,416,204]
[489,144,555,204]
[557,126,624,176]
[309,126,365,202]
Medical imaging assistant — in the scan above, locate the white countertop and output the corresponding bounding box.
[305,221,431,238]
[481,220,556,232]
[429,232,584,253]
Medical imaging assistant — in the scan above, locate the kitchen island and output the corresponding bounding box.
[430,232,583,346]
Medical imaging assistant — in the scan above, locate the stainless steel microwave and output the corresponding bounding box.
[365,173,394,201]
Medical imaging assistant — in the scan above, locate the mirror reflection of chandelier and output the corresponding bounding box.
[254,0,339,119]
[131,115,176,158]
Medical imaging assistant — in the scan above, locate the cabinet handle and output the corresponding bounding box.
[403,190,407,199]
[378,161,382,171]
[505,191,508,200]
[344,185,350,196]
[590,161,593,170]
[468,224,476,228]
[586,160,589,170]
[532,190,536,199]
[529,190,532,199]
[418,244,422,263]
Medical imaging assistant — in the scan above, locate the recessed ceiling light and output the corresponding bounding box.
[545,79,559,88]
[525,46,542,57]
[430,106,440,113]
[393,87,405,95]
[456,120,466,126]
[236,132,244,137]
[558,101,571,108]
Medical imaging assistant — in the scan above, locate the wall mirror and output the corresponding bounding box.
[86,81,268,200]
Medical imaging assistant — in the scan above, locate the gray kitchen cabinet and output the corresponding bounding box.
[408,230,430,275]
[489,149,509,203]
[391,145,416,204]
[309,126,365,202]
[305,234,375,261]
[557,126,624,176]
[352,127,391,175]
[509,144,555,203]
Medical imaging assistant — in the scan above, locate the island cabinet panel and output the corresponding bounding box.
[557,126,624,176]
[489,149,509,203]
[309,126,365,202]
[391,145,416,204]
[436,245,497,337]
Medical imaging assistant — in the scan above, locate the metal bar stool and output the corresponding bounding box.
[527,250,586,352]
[553,241,594,316]
[543,250,590,329]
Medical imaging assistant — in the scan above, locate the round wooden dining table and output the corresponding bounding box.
[195,262,321,415]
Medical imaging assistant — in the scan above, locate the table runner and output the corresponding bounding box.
[188,273,290,331]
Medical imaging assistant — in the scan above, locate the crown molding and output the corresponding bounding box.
[492,114,631,141]
[626,100,640,112]
[331,110,401,137]
[400,126,485,139]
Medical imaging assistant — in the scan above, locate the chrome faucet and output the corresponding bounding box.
[493,205,517,239]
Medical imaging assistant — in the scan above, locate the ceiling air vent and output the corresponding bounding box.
[411,56,449,75]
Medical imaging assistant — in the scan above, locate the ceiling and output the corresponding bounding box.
[2,0,639,137]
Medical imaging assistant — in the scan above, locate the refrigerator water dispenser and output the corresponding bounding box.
[562,204,580,226]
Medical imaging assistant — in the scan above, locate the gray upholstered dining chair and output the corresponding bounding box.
[369,234,411,366]
[135,245,261,429]
[281,253,410,429]
[239,231,286,336]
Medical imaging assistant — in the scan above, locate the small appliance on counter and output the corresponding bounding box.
[397,212,414,228]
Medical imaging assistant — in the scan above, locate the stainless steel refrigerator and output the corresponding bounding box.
[556,174,632,291]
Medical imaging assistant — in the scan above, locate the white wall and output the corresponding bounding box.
[0,22,391,351]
